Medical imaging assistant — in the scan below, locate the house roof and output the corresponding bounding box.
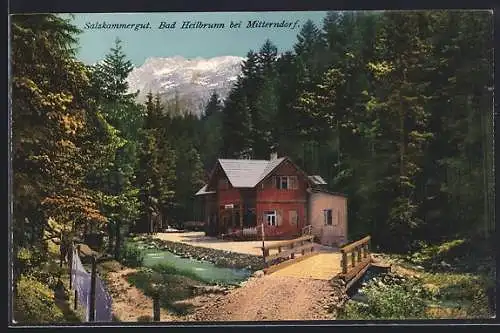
[308,187,348,198]
[195,156,335,196]
[308,175,328,185]
[195,157,287,195]
[218,157,287,188]
[195,184,216,196]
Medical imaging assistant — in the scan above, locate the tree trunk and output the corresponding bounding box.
[114,220,122,260]
[107,221,115,254]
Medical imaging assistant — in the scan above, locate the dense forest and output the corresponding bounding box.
[11,11,494,320]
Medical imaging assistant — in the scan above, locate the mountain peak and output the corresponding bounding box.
[127,55,245,115]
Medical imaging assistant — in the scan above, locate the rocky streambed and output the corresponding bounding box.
[129,234,266,272]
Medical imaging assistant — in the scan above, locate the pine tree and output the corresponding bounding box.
[203,91,222,119]
[87,40,144,257]
[221,84,254,158]
[136,93,176,232]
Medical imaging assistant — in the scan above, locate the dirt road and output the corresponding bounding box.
[106,267,337,322]
[185,274,337,322]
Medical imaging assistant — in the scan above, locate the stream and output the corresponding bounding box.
[130,240,252,285]
[346,266,385,302]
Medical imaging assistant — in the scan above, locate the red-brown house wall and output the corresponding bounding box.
[256,202,305,236]
[255,160,309,237]
[256,160,308,202]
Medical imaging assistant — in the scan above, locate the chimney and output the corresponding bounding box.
[270,152,278,160]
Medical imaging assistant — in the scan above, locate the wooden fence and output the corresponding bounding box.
[339,235,372,289]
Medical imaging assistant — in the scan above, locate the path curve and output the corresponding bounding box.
[185,274,337,322]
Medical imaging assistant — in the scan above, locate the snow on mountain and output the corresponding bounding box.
[127,55,245,115]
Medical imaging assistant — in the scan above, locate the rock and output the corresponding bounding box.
[253,270,265,278]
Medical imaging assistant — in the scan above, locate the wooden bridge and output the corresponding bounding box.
[262,234,373,286]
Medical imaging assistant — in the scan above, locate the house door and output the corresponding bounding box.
[220,210,232,234]
[289,210,298,232]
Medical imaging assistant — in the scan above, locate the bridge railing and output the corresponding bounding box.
[339,235,372,283]
[262,234,315,266]
[301,225,312,236]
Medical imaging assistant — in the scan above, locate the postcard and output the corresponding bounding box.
[9,10,496,325]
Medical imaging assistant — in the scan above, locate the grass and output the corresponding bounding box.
[125,267,204,315]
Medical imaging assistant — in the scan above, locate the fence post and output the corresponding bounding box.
[341,252,347,274]
[153,293,160,321]
[74,289,78,310]
[261,223,266,267]
[89,255,97,322]
[357,246,362,262]
[351,250,356,267]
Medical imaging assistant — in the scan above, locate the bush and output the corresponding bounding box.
[14,275,64,324]
[339,277,429,320]
[16,247,46,275]
[119,243,144,268]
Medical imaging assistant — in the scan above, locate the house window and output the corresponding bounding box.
[276,176,299,190]
[279,176,288,189]
[265,211,277,226]
[324,209,333,226]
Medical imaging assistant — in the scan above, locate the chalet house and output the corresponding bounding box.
[195,153,348,247]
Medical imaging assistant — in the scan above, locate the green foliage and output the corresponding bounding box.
[407,237,495,275]
[340,275,431,320]
[119,242,144,268]
[14,275,65,324]
[135,92,177,231]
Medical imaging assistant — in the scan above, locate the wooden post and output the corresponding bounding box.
[357,246,362,262]
[342,252,347,274]
[364,243,368,258]
[351,251,356,267]
[153,293,160,322]
[89,255,97,322]
[74,289,78,310]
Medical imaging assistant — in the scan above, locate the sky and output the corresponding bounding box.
[65,11,329,66]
